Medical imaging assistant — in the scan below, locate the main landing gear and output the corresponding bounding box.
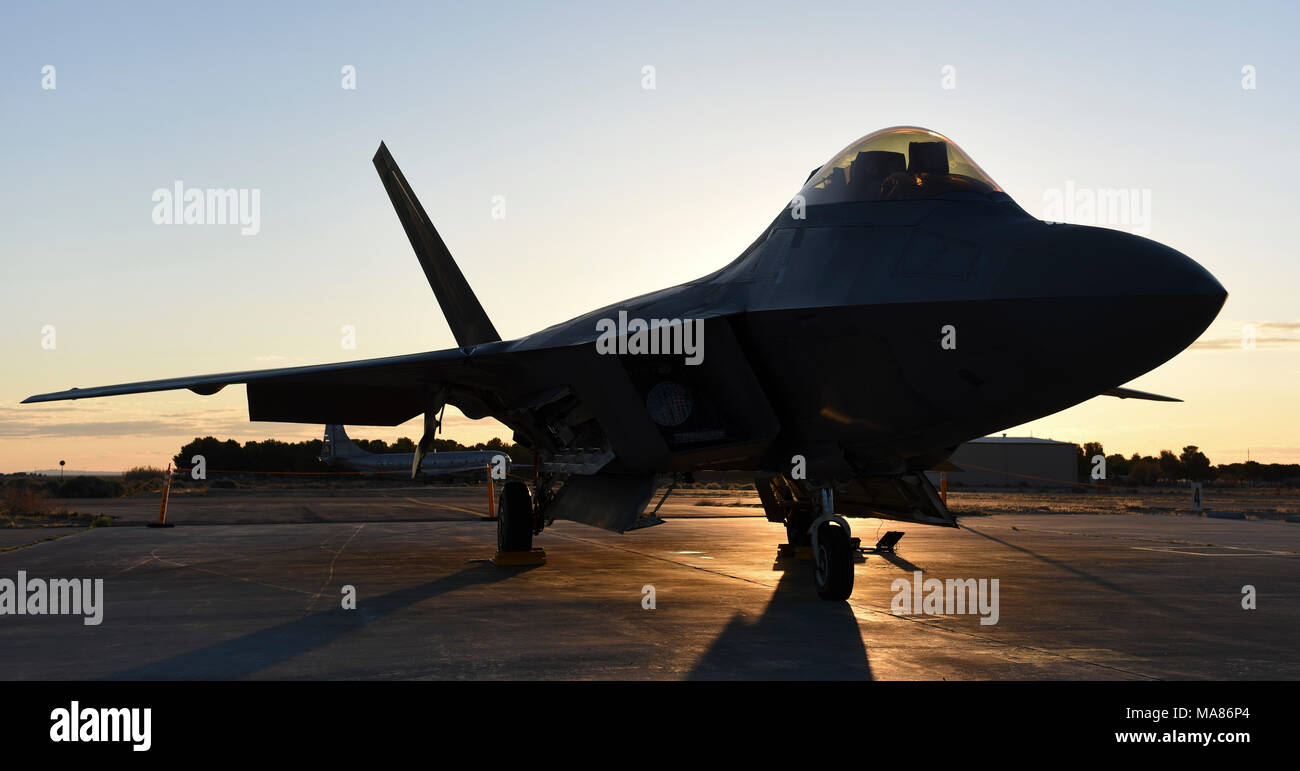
[496,480,534,553]
[493,476,551,566]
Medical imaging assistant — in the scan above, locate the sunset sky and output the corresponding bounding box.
[2,0,1297,472]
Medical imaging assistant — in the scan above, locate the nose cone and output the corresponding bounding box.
[1097,228,1226,351]
[1005,223,1226,334]
[996,223,1226,396]
[1097,228,1226,308]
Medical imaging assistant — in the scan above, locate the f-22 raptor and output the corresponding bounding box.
[24,127,1226,599]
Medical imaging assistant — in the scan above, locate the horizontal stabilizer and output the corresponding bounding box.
[1102,387,1181,402]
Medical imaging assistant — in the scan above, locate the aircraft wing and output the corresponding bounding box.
[23,348,461,407]
[21,341,578,428]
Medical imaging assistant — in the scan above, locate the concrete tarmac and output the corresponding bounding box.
[0,496,1296,680]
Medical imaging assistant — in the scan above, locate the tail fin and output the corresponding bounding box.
[373,142,501,348]
[322,425,367,459]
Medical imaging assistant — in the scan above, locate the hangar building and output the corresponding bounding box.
[927,436,1078,488]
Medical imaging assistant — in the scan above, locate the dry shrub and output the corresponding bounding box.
[3,483,48,516]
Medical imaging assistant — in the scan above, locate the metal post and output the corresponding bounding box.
[485,463,496,520]
[149,464,175,528]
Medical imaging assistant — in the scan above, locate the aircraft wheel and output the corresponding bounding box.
[813,522,854,600]
[497,481,533,552]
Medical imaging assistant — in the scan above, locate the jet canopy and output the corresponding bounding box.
[800,126,1001,205]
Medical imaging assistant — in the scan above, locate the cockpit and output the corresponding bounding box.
[799,127,1001,205]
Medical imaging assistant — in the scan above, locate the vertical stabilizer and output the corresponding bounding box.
[322,424,367,459]
[373,142,502,348]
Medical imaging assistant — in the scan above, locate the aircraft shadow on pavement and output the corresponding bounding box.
[686,558,872,680]
[105,564,530,680]
[874,550,923,573]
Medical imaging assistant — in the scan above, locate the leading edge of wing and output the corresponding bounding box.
[21,347,475,404]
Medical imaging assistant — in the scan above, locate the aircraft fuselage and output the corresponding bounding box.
[515,194,1224,479]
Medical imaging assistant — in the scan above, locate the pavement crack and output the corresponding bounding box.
[111,554,158,576]
[303,524,365,613]
[149,548,319,599]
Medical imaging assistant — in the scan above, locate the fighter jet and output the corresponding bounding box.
[319,424,509,480]
[23,127,1227,599]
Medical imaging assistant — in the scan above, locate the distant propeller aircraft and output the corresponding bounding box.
[24,127,1226,599]
[319,424,508,479]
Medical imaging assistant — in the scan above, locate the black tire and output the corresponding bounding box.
[497,481,533,553]
[814,522,854,600]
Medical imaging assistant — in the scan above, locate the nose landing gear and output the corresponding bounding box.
[813,519,854,600]
[773,482,857,600]
[809,488,854,600]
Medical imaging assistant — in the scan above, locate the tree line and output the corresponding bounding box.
[171,435,533,473]
[1074,443,1300,485]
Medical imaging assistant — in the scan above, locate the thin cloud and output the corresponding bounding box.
[0,419,196,439]
[1189,320,1300,350]
[1190,336,1300,350]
